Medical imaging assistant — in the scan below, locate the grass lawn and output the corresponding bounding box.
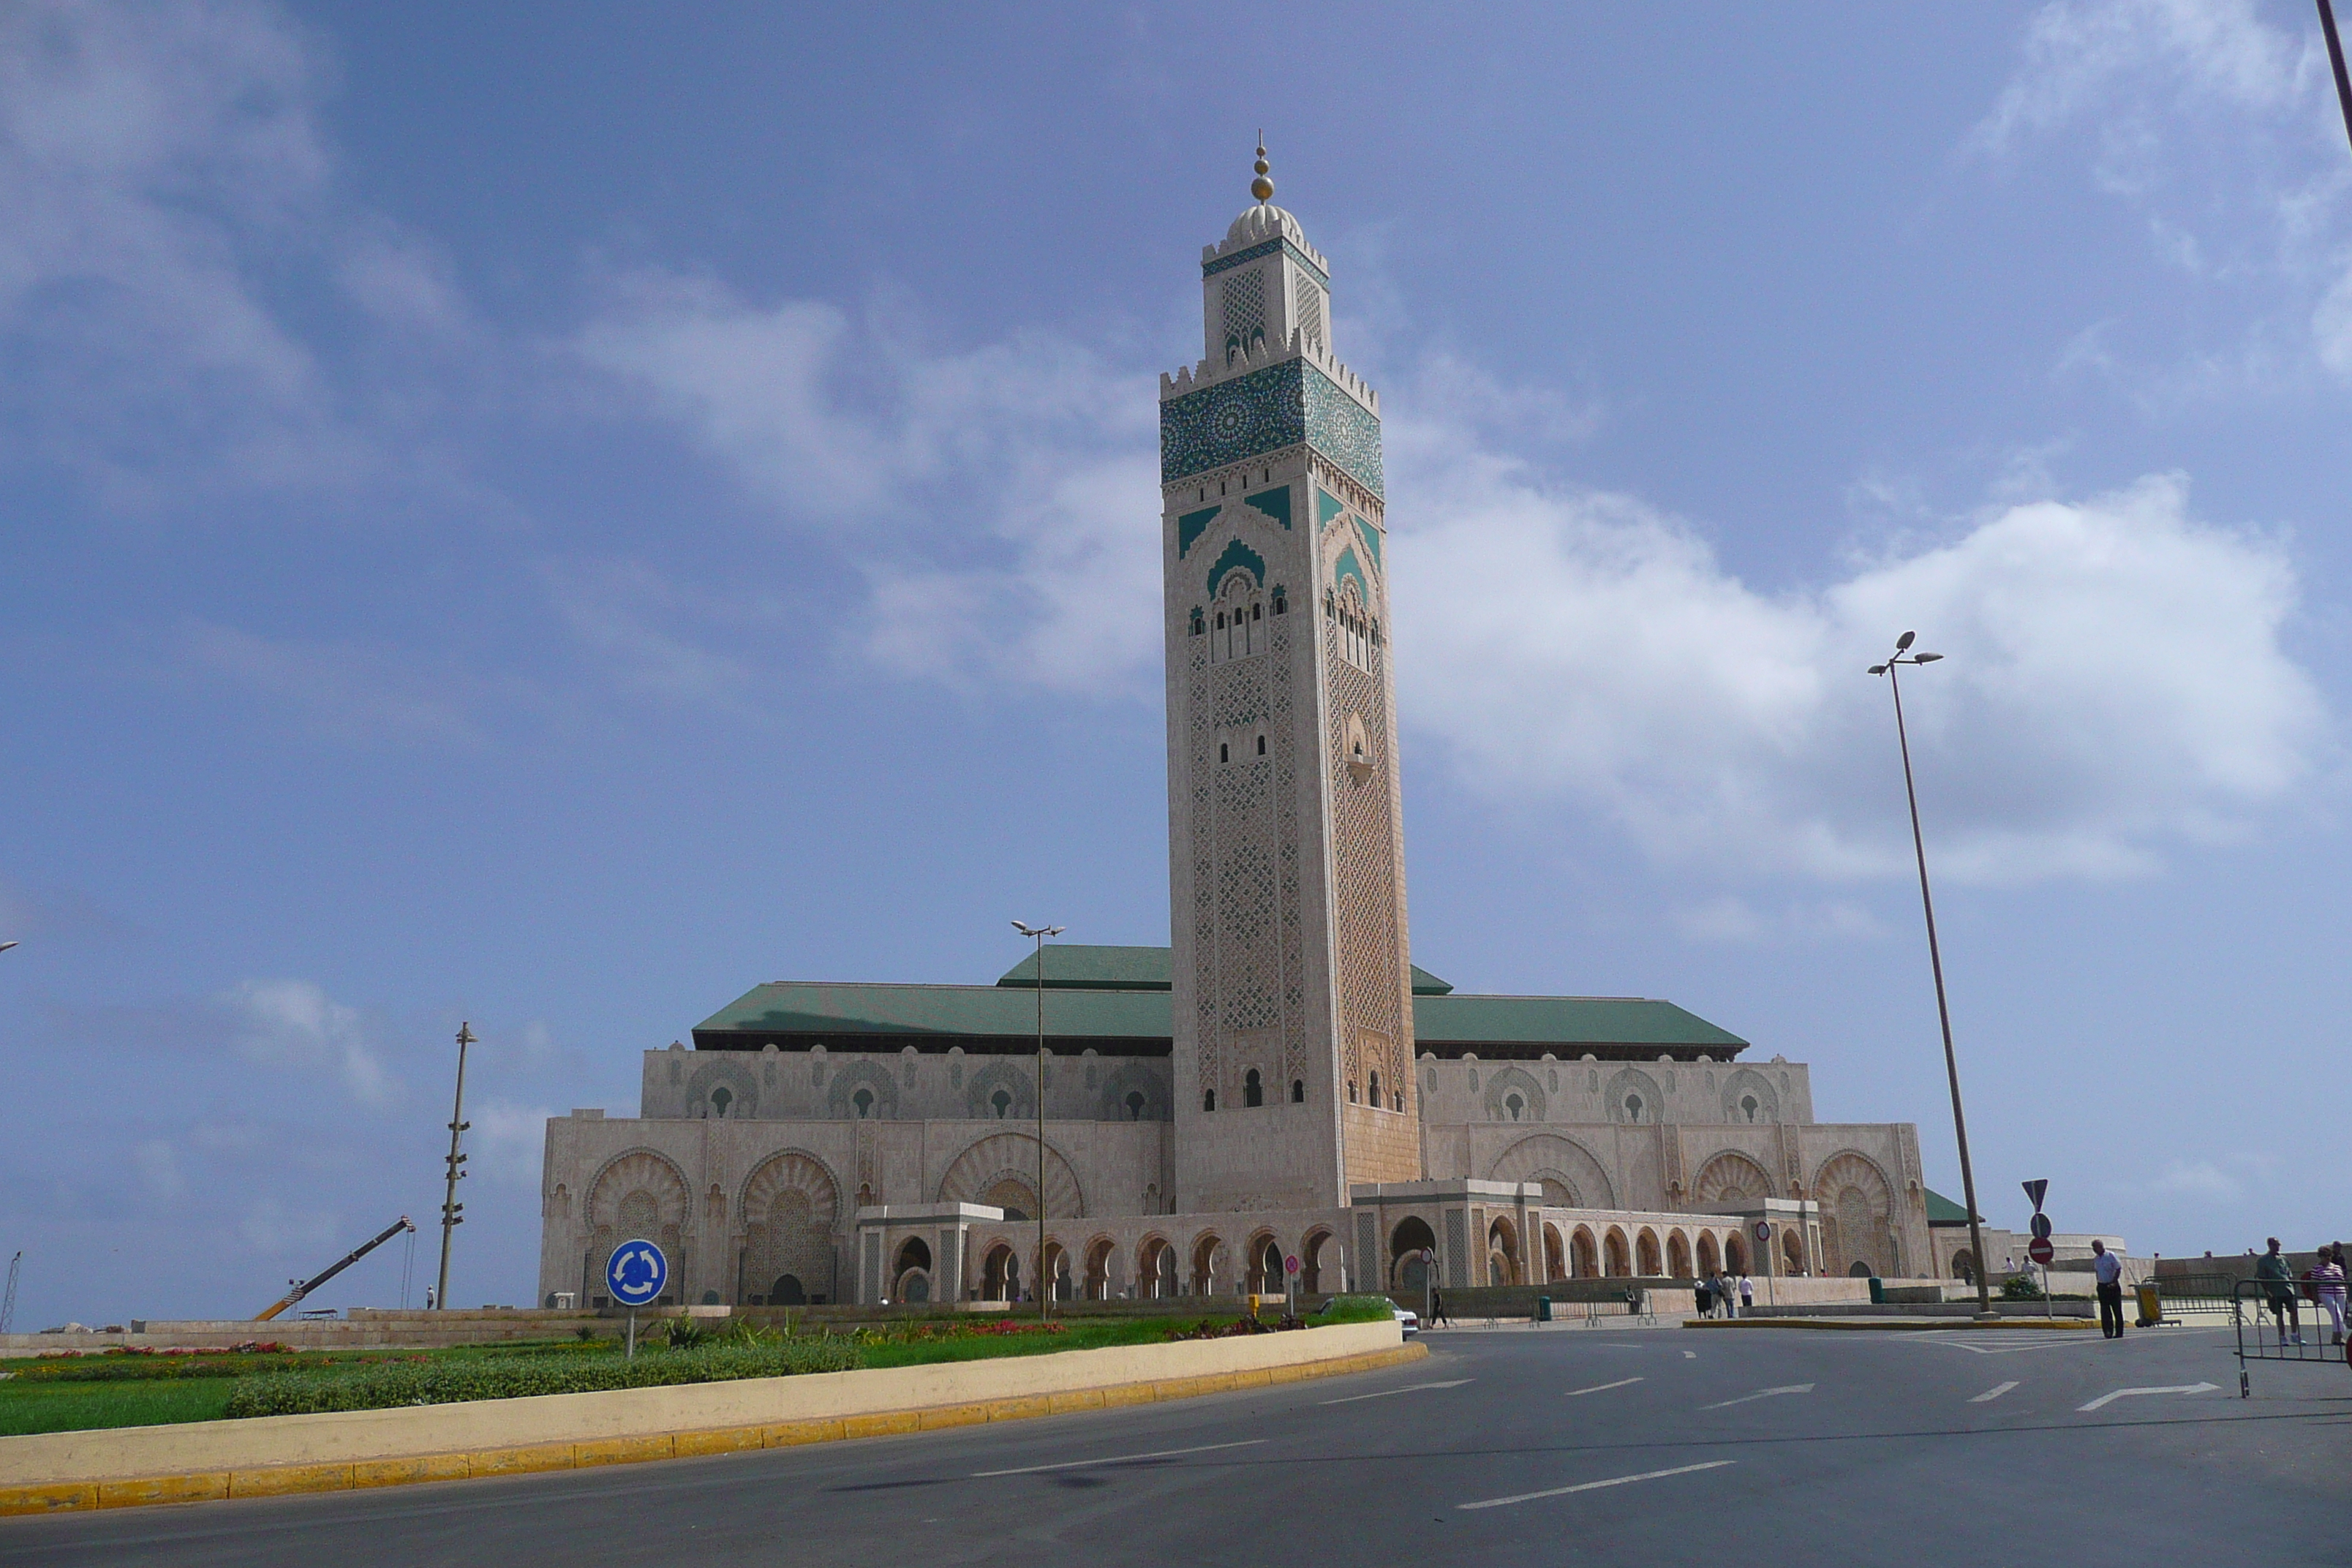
[0,1378,238,1436]
[0,1303,1391,1436]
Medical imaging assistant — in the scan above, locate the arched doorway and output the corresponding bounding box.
[981,1243,1019,1301]
[1085,1237,1115,1300]
[1301,1229,1332,1293]
[1849,1259,1874,1278]
[1667,1232,1692,1278]
[1042,1241,1071,1303]
[1543,1224,1566,1282]
[769,1274,806,1305]
[892,1237,932,1303]
[1696,1232,1720,1277]
[1725,1234,1747,1275]
[1636,1229,1662,1276]
[1390,1216,1438,1292]
[1488,1216,1520,1285]
[1137,1237,1177,1299]
[1191,1233,1226,1296]
[1603,1229,1630,1277]
[1950,1249,1977,1284]
[1784,1232,1806,1275]
[1570,1226,1598,1278]
[1248,1235,1283,1295]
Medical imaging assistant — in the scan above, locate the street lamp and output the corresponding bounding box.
[1011,920,1064,1320]
[1869,633,1997,1322]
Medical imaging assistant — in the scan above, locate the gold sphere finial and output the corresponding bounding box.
[1250,135,1273,203]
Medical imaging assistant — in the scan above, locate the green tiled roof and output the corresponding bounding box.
[696,960,1745,1062]
[1924,1188,1982,1226]
[695,981,1174,1044]
[1411,994,1746,1052]
[992,943,1452,995]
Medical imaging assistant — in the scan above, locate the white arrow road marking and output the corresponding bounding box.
[1970,1381,2019,1403]
[1564,1377,1643,1398]
[1702,1382,1814,1409]
[2078,1382,2220,1412]
[972,1439,1265,1477]
[1682,1351,1697,1359]
[1459,1460,1735,1512]
[1318,1379,1474,1405]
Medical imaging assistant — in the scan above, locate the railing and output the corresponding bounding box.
[2232,1277,2348,1397]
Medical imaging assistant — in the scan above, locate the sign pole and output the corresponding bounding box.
[627,1309,636,1360]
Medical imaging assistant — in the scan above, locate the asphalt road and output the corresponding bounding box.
[4,1323,2342,1567]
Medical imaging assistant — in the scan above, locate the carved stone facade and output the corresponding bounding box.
[535,171,1940,1311]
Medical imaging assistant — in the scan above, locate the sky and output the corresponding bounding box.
[2,1,2348,1329]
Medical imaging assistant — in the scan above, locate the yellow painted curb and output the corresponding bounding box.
[0,1339,1426,1519]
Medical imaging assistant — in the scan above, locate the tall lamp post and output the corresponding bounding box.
[1011,921,1063,1320]
[1869,633,1996,1321]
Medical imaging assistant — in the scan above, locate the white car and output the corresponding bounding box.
[1392,1304,1420,1336]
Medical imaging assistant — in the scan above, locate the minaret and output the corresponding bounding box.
[1160,145,1418,1213]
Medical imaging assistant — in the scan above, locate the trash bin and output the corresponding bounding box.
[1867,1274,1885,1305]
[1536,1294,1553,1323]
[2136,1281,2162,1328]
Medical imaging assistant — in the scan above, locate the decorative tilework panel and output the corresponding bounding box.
[1316,486,1346,527]
[1294,274,1326,347]
[1202,235,1330,287]
[1161,361,1306,484]
[1207,538,1266,598]
[1243,484,1292,529]
[1354,516,1382,570]
[1176,505,1221,559]
[1303,365,1384,498]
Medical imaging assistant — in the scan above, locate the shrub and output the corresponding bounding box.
[222,1341,862,1419]
[2000,1275,2044,1301]
[1316,1294,1400,1324]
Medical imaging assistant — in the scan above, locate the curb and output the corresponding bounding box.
[1681,1317,2096,1333]
[0,1341,1426,1518]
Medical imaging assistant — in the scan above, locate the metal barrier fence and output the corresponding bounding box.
[2233,1277,2349,1397]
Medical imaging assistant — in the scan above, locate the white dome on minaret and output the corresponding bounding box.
[1225,201,1304,248]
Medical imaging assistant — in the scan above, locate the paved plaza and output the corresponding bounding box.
[7,1324,2339,1567]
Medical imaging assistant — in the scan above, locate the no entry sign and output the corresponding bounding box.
[2027,1236,2056,1266]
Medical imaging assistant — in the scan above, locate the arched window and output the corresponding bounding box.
[1255,734,1266,755]
[1244,1068,1263,1107]
[1369,1071,1382,1108]
[1290,1079,1304,1103]
[1218,742,1229,764]
[1504,1092,1523,1121]
[1202,1089,1215,1112]
[1210,578,1265,664]
[852,1088,873,1118]
[1188,606,1205,636]
[709,1085,731,1117]
[1346,1080,1358,1104]
[990,1088,1011,1119]
[1125,1090,1145,1120]
[1271,587,1287,615]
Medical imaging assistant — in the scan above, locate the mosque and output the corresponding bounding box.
[535,152,1942,1311]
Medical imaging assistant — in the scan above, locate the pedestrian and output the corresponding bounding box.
[1431,1286,1451,1329]
[2307,1247,2345,1347]
[1738,1272,1754,1316]
[2090,1238,2125,1338]
[2255,1237,2302,1345]
[1694,1273,1714,1317]
[1714,1270,1733,1319]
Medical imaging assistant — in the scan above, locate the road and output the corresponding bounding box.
[4,1324,2342,1567]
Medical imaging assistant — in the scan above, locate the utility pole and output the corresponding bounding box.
[434,1022,475,1311]
[0,1251,19,1335]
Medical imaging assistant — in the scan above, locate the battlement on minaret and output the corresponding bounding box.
[1156,328,1380,416]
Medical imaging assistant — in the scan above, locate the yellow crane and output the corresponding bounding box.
[255,1217,415,1322]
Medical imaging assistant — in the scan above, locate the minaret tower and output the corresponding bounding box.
[1160,145,1418,1213]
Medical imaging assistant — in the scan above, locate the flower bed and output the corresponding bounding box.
[223,1341,862,1419]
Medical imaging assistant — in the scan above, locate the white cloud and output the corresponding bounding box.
[576,274,1163,697]
[1392,454,2324,884]
[472,1100,554,1186]
[224,978,398,1106]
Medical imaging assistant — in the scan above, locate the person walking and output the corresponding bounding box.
[2090,1238,2125,1338]
[2255,1237,2302,1345]
[2307,1247,2345,1347]
[1430,1286,1452,1329]
[1738,1273,1754,1316]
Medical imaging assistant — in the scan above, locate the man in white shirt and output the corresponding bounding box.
[1738,1273,1754,1315]
[2091,1239,2125,1338]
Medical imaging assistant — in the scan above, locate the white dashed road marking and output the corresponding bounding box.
[1683,1351,1697,1359]
[2078,1382,2219,1413]
[1459,1460,1736,1511]
[973,1439,1266,1477]
[1318,1379,1473,1405]
[1970,1381,2019,1403]
[1701,1382,1813,1410]
[1564,1377,1643,1397]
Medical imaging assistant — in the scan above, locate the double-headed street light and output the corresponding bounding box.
[1011,920,1064,1319]
[1869,633,1996,1322]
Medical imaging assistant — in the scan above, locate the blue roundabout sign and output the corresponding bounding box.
[606,1238,668,1309]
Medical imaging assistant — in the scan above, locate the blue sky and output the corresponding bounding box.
[3,1,2348,1327]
